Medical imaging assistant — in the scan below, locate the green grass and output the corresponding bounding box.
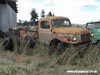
[0,39,100,75]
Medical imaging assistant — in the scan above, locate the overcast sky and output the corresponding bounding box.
[17,0,100,24]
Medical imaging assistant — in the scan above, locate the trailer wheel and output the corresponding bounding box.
[2,37,14,51]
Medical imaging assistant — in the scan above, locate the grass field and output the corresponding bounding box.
[0,39,100,75]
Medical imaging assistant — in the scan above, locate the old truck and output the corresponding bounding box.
[17,16,91,54]
[86,21,100,47]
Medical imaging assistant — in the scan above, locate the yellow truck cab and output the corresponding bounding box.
[19,16,91,54]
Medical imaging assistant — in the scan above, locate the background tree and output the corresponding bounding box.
[47,11,52,17]
[23,20,30,26]
[52,13,55,16]
[41,9,45,17]
[30,8,38,25]
[17,20,30,26]
[17,19,23,26]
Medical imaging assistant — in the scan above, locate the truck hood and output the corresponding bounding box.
[52,27,90,35]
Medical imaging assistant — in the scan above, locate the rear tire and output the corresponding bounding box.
[24,36,36,49]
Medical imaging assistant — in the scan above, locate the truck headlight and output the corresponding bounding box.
[91,33,93,37]
[72,36,77,41]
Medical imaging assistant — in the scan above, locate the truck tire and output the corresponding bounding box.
[24,36,36,49]
[56,42,67,55]
[49,39,59,55]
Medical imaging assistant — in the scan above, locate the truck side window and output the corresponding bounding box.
[41,21,50,29]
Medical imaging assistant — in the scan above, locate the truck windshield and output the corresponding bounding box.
[87,23,100,28]
[52,19,71,28]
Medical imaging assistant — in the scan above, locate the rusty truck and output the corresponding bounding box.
[17,16,91,54]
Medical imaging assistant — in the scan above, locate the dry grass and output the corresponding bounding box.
[0,38,100,75]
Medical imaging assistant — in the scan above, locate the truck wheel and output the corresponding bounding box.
[56,42,67,55]
[24,36,36,49]
[49,40,59,55]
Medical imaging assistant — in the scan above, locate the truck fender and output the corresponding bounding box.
[49,39,60,46]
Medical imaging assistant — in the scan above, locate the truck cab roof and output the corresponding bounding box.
[39,16,69,21]
[87,21,100,24]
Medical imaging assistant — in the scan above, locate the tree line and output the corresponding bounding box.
[17,8,55,26]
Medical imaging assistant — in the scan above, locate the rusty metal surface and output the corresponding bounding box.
[52,27,90,35]
[39,29,55,44]
[19,28,38,39]
[19,28,26,37]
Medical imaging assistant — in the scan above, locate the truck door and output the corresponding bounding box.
[39,21,53,44]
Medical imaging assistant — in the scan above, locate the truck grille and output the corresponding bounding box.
[81,33,90,42]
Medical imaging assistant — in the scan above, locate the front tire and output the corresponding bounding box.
[49,39,59,55]
[56,42,67,55]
